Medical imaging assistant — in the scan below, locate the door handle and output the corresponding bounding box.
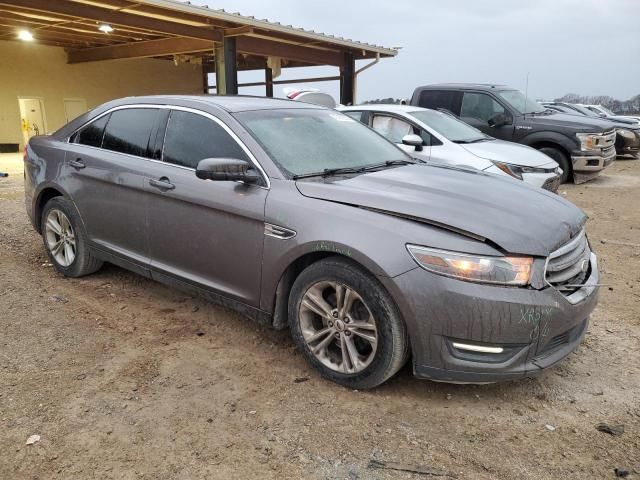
[69,158,85,169]
[149,177,175,191]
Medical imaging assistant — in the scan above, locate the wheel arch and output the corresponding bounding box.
[270,251,384,330]
[34,186,65,233]
[520,131,575,158]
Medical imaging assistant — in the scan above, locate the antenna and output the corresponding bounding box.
[524,71,529,118]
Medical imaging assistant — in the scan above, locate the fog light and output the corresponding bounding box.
[451,342,504,354]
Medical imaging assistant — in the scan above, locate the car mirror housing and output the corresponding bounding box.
[196,158,260,183]
[402,134,424,151]
[488,113,509,128]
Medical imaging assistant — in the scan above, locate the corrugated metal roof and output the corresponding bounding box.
[139,0,399,57]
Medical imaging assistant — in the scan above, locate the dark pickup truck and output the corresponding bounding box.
[410,84,616,183]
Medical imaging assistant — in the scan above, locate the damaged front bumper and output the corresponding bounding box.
[571,146,616,184]
[381,253,599,383]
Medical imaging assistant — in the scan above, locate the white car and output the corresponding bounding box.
[338,104,562,192]
[582,104,640,124]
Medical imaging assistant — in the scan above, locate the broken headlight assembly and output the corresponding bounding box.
[491,161,552,180]
[406,245,533,286]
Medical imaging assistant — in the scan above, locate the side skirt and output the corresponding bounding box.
[90,246,273,327]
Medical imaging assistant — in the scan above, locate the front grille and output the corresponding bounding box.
[545,230,591,294]
[542,175,561,193]
[599,130,617,150]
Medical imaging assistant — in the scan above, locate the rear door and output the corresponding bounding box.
[145,108,268,306]
[65,107,160,271]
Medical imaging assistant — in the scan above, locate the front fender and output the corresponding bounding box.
[519,131,578,154]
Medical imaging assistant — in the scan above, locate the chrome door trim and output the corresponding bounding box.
[65,103,271,189]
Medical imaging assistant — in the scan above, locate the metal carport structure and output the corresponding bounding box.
[0,0,398,104]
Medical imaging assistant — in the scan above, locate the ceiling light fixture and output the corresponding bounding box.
[98,24,114,34]
[17,30,34,41]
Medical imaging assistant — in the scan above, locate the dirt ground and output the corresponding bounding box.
[1,152,639,480]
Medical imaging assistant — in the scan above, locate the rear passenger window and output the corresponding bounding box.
[162,110,249,169]
[418,90,456,113]
[102,108,158,157]
[70,114,110,147]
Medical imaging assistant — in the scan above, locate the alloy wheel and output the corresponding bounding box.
[44,209,76,267]
[298,281,378,374]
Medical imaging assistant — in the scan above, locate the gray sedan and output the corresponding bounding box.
[24,96,599,388]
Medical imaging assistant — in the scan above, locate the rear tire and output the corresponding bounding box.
[539,147,571,183]
[288,257,409,389]
[41,197,103,277]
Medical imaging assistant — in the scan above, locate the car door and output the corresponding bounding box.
[370,113,431,161]
[145,108,268,307]
[65,107,161,271]
[459,91,514,141]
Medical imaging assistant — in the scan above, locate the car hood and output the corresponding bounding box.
[296,164,586,256]
[607,115,640,126]
[461,139,556,168]
[529,112,616,132]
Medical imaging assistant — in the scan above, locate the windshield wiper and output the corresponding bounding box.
[292,159,415,180]
[452,138,489,144]
[292,166,365,179]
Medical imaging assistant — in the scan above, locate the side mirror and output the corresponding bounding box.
[488,113,509,128]
[402,134,424,151]
[196,158,260,183]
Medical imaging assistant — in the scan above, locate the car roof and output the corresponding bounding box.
[414,83,512,91]
[340,104,428,114]
[107,94,322,113]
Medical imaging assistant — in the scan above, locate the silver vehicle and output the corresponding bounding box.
[582,104,640,124]
[24,96,599,388]
[339,105,562,192]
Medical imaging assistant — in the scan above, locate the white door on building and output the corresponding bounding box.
[18,98,46,145]
[64,98,87,123]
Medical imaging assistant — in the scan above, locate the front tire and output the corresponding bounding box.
[288,257,409,389]
[539,147,571,183]
[42,197,103,277]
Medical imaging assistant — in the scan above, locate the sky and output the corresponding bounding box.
[190,0,640,103]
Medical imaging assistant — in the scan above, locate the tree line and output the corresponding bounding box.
[554,93,640,114]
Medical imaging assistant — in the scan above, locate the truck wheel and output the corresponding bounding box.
[539,147,571,183]
[41,197,103,277]
[288,257,410,389]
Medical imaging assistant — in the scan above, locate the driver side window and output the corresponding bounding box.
[460,93,506,124]
[162,110,249,169]
[371,115,412,144]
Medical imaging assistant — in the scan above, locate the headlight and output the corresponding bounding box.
[492,161,553,180]
[492,161,524,179]
[576,132,601,151]
[407,245,533,286]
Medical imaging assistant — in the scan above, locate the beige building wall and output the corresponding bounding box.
[0,40,203,149]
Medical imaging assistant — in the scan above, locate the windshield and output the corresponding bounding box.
[235,109,408,177]
[596,105,615,116]
[409,109,488,143]
[570,104,600,117]
[497,90,545,114]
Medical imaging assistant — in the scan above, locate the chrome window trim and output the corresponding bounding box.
[66,103,271,189]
